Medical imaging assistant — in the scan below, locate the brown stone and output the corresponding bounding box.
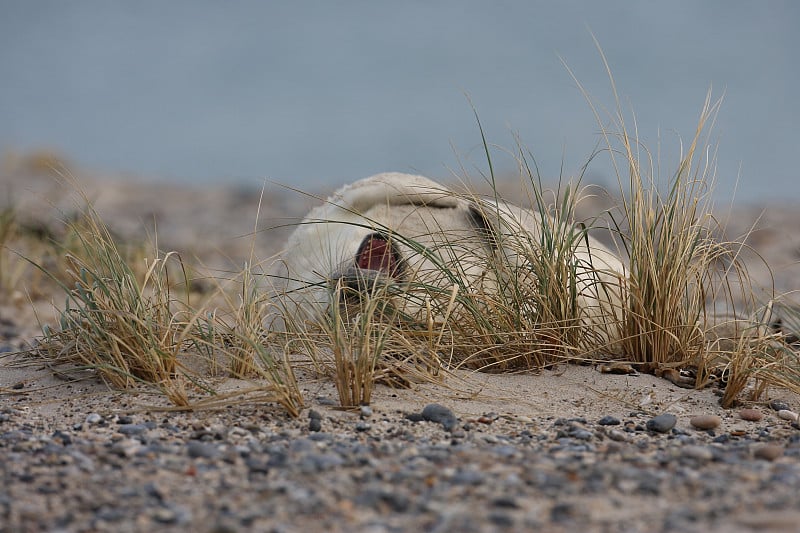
[690,415,722,430]
[753,444,783,461]
[739,408,763,422]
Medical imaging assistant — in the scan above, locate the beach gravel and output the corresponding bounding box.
[2,394,800,532]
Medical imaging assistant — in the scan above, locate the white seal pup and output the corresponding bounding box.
[267,172,626,340]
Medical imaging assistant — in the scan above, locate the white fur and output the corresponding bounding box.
[268,172,626,337]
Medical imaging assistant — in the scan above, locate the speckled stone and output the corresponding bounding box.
[739,409,763,422]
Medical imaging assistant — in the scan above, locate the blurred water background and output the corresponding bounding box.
[1,1,797,204]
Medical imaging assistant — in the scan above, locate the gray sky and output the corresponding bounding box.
[1,1,797,204]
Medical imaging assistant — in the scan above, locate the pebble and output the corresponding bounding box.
[682,445,714,462]
[753,444,783,461]
[152,508,178,524]
[739,409,763,422]
[570,429,593,441]
[690,415,722,430]
[118,424,150,436]
[598,416,621,426]
[770,400,790,412]
[777,410,799,422]
[186,441,219,459]
[111,438,142,458]
[646,414,677,433]
[359,405,373,418]
[308,409,323,432]
[85,413,103,425]
[409,404,458,432]
[607,429,629,442]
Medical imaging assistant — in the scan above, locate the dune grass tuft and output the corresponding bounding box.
[32,201,195,405]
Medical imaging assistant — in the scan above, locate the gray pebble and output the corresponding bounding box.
[359,405,373,418]
[186,440,219,459]
[118,424,149,436]
[598,416,621,425]
[309,418,322,432]
[451,469,485,485]
[245,457,269,474]
[315,396,337,406]
[300,452,344,473]
[488,512,515,528]
[646,414,677,433]
[111,438,142,458]
[770,400,790,411]
[85,413,102,425]
[355,488,410,512]
[571,429,594,441]
[289,438,315,453]
[419,403,458,431]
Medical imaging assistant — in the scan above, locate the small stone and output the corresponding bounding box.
[690,415,722,430]
[186,440,219,459]
[778,410,799,422]
[739,408,763,422]
[682,445,714,461]
[488,496,519,509]
[152,508,177,524]
[355,421,371,432]
[85,413,102,425]
[598,416,621,426]
[245,458,269,474]
[308,409,322,420]
[309,418,322,432]
[770,400,790,412]
[753,444,783,461]
[112,438,142,458]
[416,404,458,432]
[316,396,337,406]
[608,429,629,442]
[646,413,677,433]
[359,405,373,418]
[118,424,149,436]
[488,512,515,528]
[570,429,593,441]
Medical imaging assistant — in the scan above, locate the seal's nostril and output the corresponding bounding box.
[356,234,401,277]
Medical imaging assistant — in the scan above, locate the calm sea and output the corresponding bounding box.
[1,1,797,204]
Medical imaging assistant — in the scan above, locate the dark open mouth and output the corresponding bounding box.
[356,233,403,278]
[337,233,404,294]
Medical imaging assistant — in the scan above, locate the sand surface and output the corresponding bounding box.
[2,165,800,532]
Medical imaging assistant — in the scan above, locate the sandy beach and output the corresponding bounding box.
[2,163,800,532]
